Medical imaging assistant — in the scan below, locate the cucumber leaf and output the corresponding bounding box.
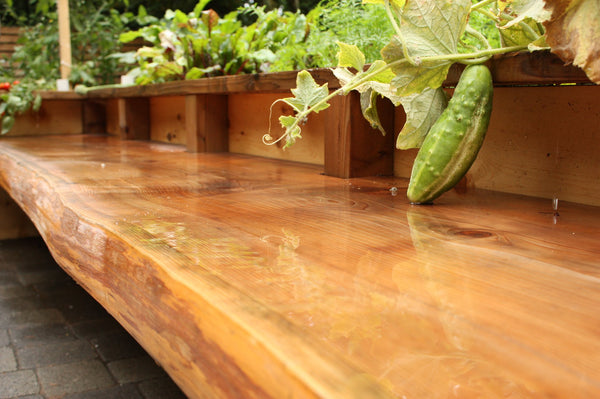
[396,87,447,149]
[336,41,366,71]
[282,70,330,114]
[381,0,470,96]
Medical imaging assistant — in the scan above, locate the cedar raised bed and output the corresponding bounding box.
[1,51,600,398]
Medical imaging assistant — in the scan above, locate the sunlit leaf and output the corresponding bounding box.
[382,36,452,96]
[501,0,551,28]
[397,87,448,149]
[544,0,600,84]
[283,70,330,113]
[279,115,302,146]
[362,0,406,9]
[336,42,366,71]
[381,0,470,96]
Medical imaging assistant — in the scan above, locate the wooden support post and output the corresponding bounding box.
[118,98,150,140]
[185,94,228,153]
[57,0,72,79]
[324,91,395,178]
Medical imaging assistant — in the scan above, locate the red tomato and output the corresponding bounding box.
[12,80,20,86]
[0,82,10,90]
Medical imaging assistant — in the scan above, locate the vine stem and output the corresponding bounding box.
[471,0,496,12]
[264,44,529,146]
[383,0,418,66]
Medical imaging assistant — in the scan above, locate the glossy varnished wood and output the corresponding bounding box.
[1,135,600,398]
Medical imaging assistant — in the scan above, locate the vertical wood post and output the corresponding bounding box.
[324,91,395,178]
[118,98,150,140]
[57,0,72,79]
[185,94,228,153]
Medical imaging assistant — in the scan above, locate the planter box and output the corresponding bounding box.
[3,51,599,205]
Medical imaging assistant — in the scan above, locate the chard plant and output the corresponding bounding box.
[264,0,600,150]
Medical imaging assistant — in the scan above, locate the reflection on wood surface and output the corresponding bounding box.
[0,135,599,398]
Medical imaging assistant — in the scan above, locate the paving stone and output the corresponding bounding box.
[70,318,123,340]
[138,377,187,399]
[0,346,17,373]
[0,284,37,300]
[37,286,112,324]
[0,295,45,313]
[91,330,147,362]
[17,339,97,368]
[37,359,115,398]
[0,330,8,347]
[17,269,71,287]
[0,272,19,288]
[108,356,166,384]
[0,369,39,398]
[62,383,143,399]
[0,309,65,329]
[9,323,75,348]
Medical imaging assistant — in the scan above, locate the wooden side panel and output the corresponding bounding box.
[228,93,324,165]
[394,85,600,206]
[0,187,38,240]
[6,100,83,136]
[324,92,395,178]
[150,96,186,145]
[118,97,150,140]
[185,94,228,153]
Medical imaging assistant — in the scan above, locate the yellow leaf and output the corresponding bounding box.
[544,0,600,84]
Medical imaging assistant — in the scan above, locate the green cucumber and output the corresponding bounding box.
[407,64,493,204]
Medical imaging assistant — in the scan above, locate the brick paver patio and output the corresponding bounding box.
[0,237,187,399]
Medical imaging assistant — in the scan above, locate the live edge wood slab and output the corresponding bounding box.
[1,134,600,398]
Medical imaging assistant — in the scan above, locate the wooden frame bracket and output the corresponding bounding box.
[118,97,150,140]
[324,91,395,178]
[185,94,228,153]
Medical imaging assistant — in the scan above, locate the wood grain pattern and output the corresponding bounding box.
[5,100,83,137]
[118,97,149,140]
[228,93,325,165]
[185,94,228,153]
[1,134,599,398]
[324,92,395,178]
[149,96,187,145]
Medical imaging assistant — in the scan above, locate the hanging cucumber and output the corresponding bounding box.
[407,64,493,204]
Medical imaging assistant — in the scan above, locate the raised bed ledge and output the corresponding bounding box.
[37,51,593,100]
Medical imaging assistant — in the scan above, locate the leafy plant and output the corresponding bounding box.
[265,0,599,202]
[115,1,335,84]
[0,0,144,134]
[263,0,576,150]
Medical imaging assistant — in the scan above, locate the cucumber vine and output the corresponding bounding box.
[264,0,550,150]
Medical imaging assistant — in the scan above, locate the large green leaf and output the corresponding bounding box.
[283,70,330,113]
[396,87,447,149]
[381,0,470,96]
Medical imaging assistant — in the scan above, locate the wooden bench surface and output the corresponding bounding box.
[1,134,600,398]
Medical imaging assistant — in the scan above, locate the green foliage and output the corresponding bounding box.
[116,4,325,84]
[302,0,394,67]
[0,0,148,134]
[266,0,550,149]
